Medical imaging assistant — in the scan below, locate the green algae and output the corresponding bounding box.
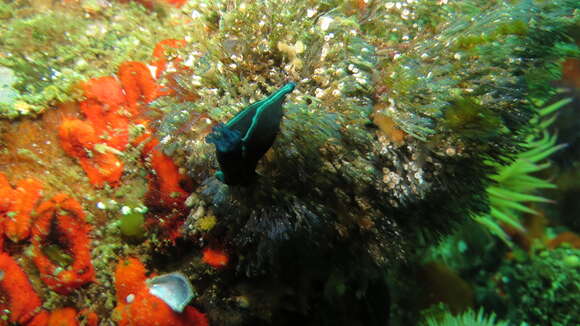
[475,98,571,243]
[0,67,19,115]
[443,97,502,140]
[119,207,147,239]
[42,244,73,268]
[0,1,193,119]
[423,308,509,326]
[500,248,580,325]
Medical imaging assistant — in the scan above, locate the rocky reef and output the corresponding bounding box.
[151,0,578,324]
[0,0,578,325]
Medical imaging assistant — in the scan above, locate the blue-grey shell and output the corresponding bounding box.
[146,272,195,313]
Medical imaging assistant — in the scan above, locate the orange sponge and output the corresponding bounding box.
[81,76,129,150]
[202,248,228,269]
[80,99,130,151]
[4,178,43,242]
[0,173,15,211]
[59,119,98,158]
[78,309,99,326]
[113,258,209,326]
[114,257,148,301]
[59,119,124,188]
[82,76,126,108]
[0,253,43,324]
[31,194,95,294]
[47,307,78,326]
[152,39,187,78]
[81,150,124,188]
[142,137,188,209]
[58,76,130,188]
[0,173,44,243]
[118,62,159,115]
[27,310,50,326]
[116,287,209,326]
[0,174,15,251]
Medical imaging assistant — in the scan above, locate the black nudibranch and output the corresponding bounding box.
[206,82,296,186]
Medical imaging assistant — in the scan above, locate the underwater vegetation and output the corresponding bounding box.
[497,247,579,326]
[475,98,571,244]
[0,0,578,325]
[0,0,192,118]
[422,308,509,326]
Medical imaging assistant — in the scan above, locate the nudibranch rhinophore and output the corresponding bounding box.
[206,82,296,186]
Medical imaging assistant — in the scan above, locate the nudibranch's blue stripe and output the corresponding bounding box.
[236,82,296,143]
[226,101,254,129]
[227,82,296,130]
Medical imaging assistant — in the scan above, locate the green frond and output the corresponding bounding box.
[502,175,556,191]
[489,197,539,215]
[487,187,551,204]
[474,216,514,244]
[423,308,510,326]
[538,114,559,130]
[475,98,570,243]
[488,207,524,231]
[537,98,573,117]
[528,97,573,130]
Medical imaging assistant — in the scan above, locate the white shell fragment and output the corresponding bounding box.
[147,272,195,313]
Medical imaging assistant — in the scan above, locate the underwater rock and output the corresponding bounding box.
[147,1,580,323]
[0,0,577,325]
[155,0,577,273]
[0,66,19,117]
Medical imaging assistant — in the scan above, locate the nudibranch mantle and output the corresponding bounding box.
[206,82,296,185]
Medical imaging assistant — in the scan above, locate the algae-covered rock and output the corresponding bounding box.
[156,0,578,271]
[2,0,572,324]
[0,66,20,118]
[0,1,195,118]
[145,1,579,323]
[499,248,580,326]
